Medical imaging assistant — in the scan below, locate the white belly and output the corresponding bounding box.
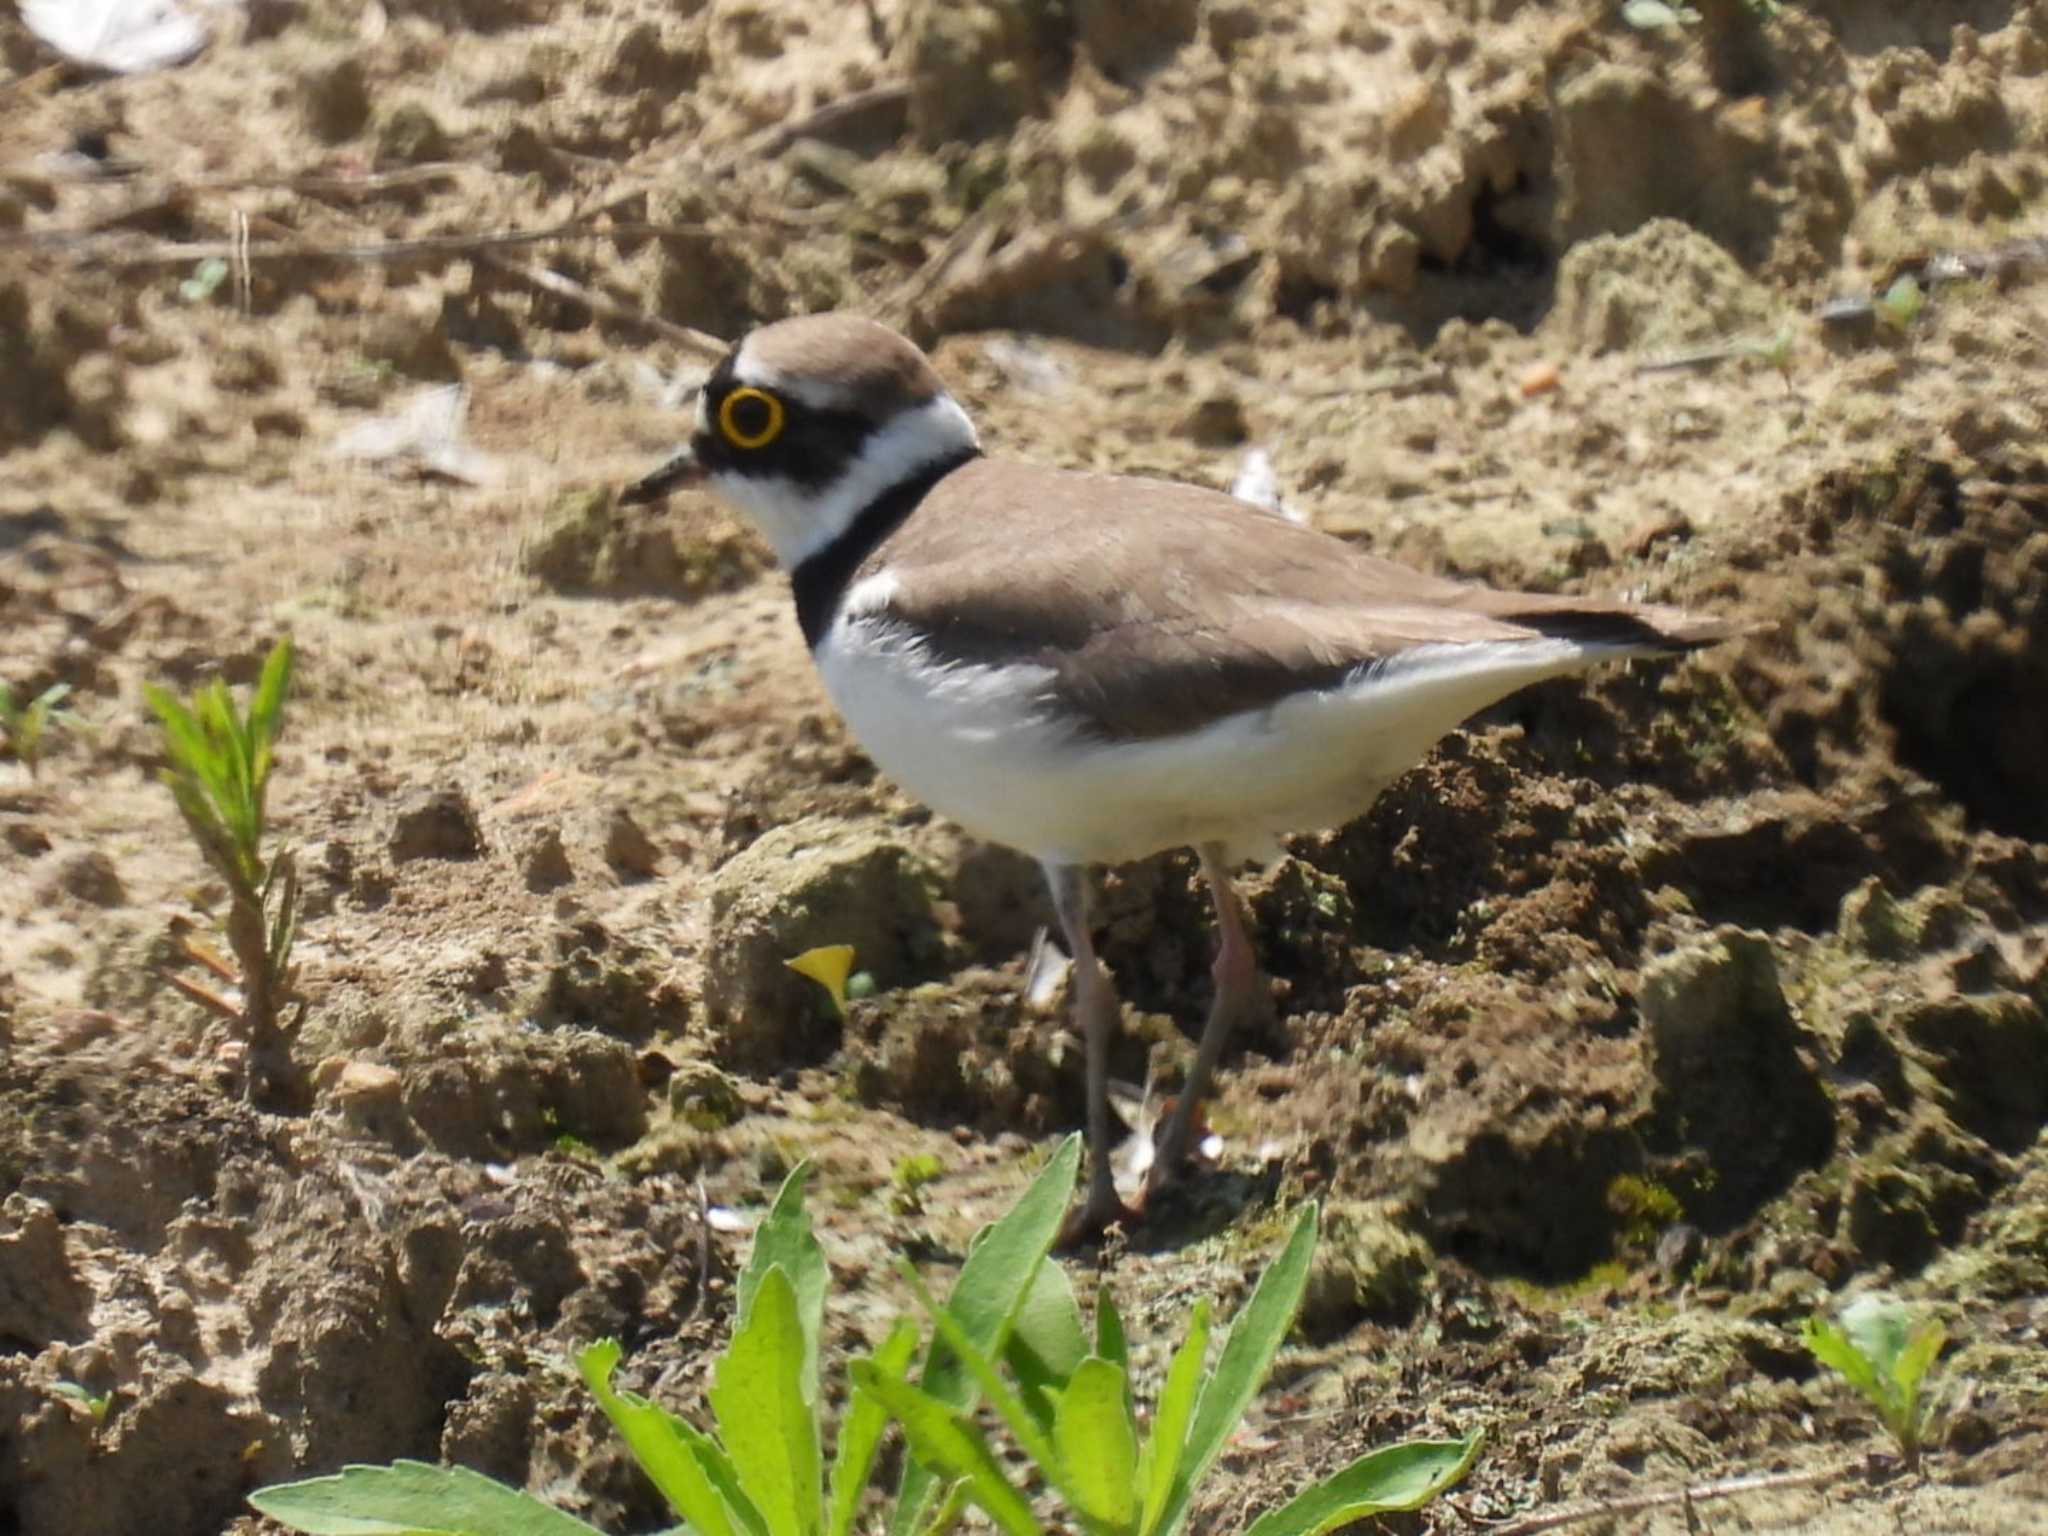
[815,614,1616,867]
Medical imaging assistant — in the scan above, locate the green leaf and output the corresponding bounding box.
[912,1481,969,1536]
[1157,1203,1319,1536]
[1893,1319,1945,1402]
[828,1317,920,1536]
[1054,1358,1139,1534]
[1803,1317,1885,1411]
[740,1162,830,1407]
[852,1363,1043,1536]
[896,1260,1075,1521]
[890,1134,1081,1536]
[1137,1301,1209,1536]
[249,638,294,787]
[1237,1432,1482,1536]
[710,1266,824,1536]
[1005,1257,1089,1434]
[578,1339,756,1536]
[1094,1286,1128,1376]
[248,1460,606,1536]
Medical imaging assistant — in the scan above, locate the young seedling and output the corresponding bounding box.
[248,1136,1477,1536]
[870,1202,1479,1536]
[1803,1293,1946,1471]
[144,638,304,1108]
[0,680,77,779]
[51,1381,112,1425]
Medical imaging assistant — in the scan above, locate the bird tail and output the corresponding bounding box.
[1463,593,1761,655]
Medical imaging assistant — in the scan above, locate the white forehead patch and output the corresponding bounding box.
[732,347,848,412]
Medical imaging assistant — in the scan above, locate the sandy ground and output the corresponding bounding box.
[3,1,2047,1533]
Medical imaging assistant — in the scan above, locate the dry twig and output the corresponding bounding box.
[476,252,726,355]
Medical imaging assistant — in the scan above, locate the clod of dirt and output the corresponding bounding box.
[388,788,486,863]
[1899,990,2048,1157]
[47,849,124,908]
[704,818,950,1072]
[522,826,574,891]
[402,1028,648,1157]
[0,1194,90,1348]
[1640,927,1834,1228]
[1552,62,1787,265]
[1073,0,1199,77]
[0,282,81,451]
[1542,217,1778,355]
[522,491,765,599]
[900,0,1064,147]
[1177,389,1249,447]
[603,806,662,880]
[1295,1200,1431,1340]
[531,927,689,1043]
[668,1062,744,1130]
[843,968,1093,1131]
[302,55,372,143]
[376,103,452,167]
[312,1058,409,1145]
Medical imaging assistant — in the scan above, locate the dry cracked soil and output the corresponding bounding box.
[3,1,2048,1534]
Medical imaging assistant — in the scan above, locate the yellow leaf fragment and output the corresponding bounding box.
[786,944,857,1018]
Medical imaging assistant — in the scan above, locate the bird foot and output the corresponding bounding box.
[1057,1187,1142,1249]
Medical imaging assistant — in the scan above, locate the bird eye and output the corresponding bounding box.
[718,387,785,450]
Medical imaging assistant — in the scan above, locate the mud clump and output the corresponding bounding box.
[388,788,486,863]
[900,0,1069,147]
[0,1195,89,1348]
[1542,217,1778,355]
[0,283,94,452]
[532,925,689,1044]
[402,1028,649,1156]
[705,818,951,1072]
[1640,928,1835,1228]
[523,491,766,600]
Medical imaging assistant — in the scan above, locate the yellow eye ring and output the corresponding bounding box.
[718,387,785,450]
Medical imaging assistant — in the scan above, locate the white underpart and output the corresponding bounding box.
[707,390,980,569]
[816,620,1655,867]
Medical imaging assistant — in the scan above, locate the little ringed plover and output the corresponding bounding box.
[626,313,1745,1240]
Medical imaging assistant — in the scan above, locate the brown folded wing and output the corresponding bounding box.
[863,458,1740,742]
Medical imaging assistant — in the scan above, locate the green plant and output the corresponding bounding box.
[872,1200,1478,1536]
[1874,274,1926,333]
[892,1152,944,1214]
[0,680,77,778]
[249,1137,1476,1536]
[144,638,304,1107]
[1803,1293,1946,1470]
[51,1381,111,1424]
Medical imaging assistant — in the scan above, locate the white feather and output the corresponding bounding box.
[817,617,1647,867]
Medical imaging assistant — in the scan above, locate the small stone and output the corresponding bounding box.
[389,788,484,862]
[1518,360,1562,397]
[603,807,662,880]
[522,827,574,892]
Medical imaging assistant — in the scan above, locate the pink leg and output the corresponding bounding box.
[1045,862,1140,1243]
[1147,843,1256,1200]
